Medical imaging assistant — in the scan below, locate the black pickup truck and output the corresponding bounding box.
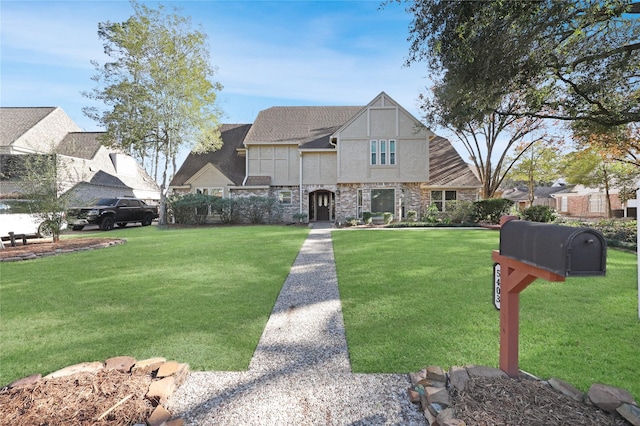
[67,198,159,231]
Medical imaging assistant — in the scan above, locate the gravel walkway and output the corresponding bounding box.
[166,223,425,425]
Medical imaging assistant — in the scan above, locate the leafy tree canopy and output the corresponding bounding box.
[83,1,223,223]
[401,0,640,127]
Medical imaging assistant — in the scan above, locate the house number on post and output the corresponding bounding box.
[493,263,501,310]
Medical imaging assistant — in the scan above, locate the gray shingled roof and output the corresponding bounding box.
[244,106,362,148]
[88,170,129,188]
[170,124,252,187]
[428,136,482,187]
[56,132,103,159]
[0,107,56,147]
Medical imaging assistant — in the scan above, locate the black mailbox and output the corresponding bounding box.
[500,220,606,277]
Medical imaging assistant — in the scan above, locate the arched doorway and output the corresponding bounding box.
[309,190,334,222]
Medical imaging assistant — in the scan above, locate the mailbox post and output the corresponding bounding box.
[493,216,606,378]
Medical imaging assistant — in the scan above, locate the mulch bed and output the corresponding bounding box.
[451,376,629,425]
[0,370,153,426]
[0,238,120,259]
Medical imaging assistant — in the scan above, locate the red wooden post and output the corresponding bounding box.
[492,251,565,377]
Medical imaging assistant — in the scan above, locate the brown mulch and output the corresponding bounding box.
[0,238,120,259]
[451,376,629,425]
[0,370,154,426]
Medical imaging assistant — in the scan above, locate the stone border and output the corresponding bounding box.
[407,365,640,425]
[0,239,126,262]
[6,356,189,426]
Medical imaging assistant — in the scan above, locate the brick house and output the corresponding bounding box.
[0,107,160,203]
[169,92,481,223]
[551,185,624,218]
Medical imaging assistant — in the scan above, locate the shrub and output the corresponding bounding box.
[522,205,556,222]
[362,211,372,224]
[218,198,242,224]
[406,210,417,222]
[471,199,514,224]
[421,204,441,224]
[439,200,474,224]
[383,212,393,224]
[293,212,308,223]
[168,193,218,225]
[344,217,359,227]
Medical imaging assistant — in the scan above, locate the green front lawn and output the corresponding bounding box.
[0,225,308,385]
[332,229,640,398]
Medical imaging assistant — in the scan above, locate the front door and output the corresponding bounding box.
[317,192,330,221]
[309,190,333,221]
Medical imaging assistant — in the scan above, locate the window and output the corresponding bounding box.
[370,140,397,165]
[431,190,457,211]
[357,189,363,218]
[589,194,605,213]
[278,190,292,204]
[196,187,223,197]
[371,188,395,215]
[370,140,377,165]
[560,196,568,212]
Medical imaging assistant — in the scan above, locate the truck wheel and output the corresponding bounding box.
[117,223,127,228]
[100,216,115,231]
[142,213,153,226]
[72,225,84,231]
[38,221,54,238]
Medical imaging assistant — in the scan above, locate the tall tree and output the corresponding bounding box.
[505,140,563,207]
[563,147,639,217]
[83,1,223,224]
[401,0,640,128]
[422,91,546,199]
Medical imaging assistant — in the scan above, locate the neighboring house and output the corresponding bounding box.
[503,185,567,210]
[551,184,625,218]
[0,107,160,203]
[170,92,481,223]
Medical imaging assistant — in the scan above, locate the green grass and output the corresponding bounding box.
[0,225,308,385]
[332,229,640,398]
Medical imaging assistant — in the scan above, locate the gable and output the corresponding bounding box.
[171,123,251,187]
[333,92,430,140]
[185,162,235,187]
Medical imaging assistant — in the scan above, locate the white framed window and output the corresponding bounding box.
[560,196,568,212]
[589,194,605,213]
[370,139,397,165]
[357,189,363,218]
[371,188,395,215]
[431,190,457,211]
[278,190,292,204]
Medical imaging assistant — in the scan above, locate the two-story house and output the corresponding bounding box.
[170,92,481,222]
[0,107,160,203]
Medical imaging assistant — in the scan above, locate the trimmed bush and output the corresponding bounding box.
[168,193,219,225]
[471,199,514,224]
[522,205,556,222]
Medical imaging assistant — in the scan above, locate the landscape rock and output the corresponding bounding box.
[157,360,180,378]
[426,365,447,382]
[147,376,177,404]
[147,404,172,426]
[548,377,584,402]
[105,355,137,372]
[132,357,166,375]
[617,403,640,426]
[466,365,507,380]
[588,383,637,413]
[426,386,450,406]
[7,373,41,389]
[44,361,103,379]
[448,366,470,392]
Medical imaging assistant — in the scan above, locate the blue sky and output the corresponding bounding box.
[1,0,430,134]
